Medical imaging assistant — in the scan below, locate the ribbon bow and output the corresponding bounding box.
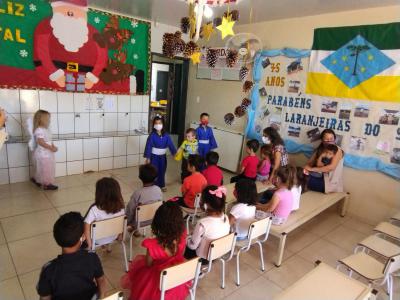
[209,186,227,198]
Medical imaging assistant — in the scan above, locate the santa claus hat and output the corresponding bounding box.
[51,0,88,10]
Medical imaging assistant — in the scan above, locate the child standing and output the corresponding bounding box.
[229,179,257,240]
[202,151,223,186]
[185,185,230,260]
[84,177,125,249]
[230,139,260,183]
[196,113,218,159]
[126,164,163,231]
[31,109,58,190]
[257,144,272,182]
[122,202,188,300]
[37,212,106,300]
[256,167,294,225]
[175,128,198,182]
[144,116,177,192]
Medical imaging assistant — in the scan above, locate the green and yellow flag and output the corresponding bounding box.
[306,23,400,102]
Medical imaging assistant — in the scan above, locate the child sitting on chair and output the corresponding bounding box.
[84,177,125,250]
[37,212,106,300]
[126,164,162,234]
[230,139,260,183]
[202,151,223,186]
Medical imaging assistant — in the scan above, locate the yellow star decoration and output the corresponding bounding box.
[361,66,366,73]
[190,51,202,65]
[216,16,235,39]
[332,59,337,64]
[368,54,374,61]
[342,55,348,61]
[201,23,214,41]
[344,66,350,71]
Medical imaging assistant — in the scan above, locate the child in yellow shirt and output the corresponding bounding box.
[175,128,199,182]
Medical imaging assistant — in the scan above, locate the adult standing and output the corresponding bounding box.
[262,127,289,181]
[0,109,7,150]
[304,129,344,193]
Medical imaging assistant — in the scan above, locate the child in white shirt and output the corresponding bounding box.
[291,166,307,211]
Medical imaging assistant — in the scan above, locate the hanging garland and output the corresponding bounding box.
[206,48,218,68]
[226,48,239,68]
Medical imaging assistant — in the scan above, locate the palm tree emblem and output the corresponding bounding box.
[346,44,370,76]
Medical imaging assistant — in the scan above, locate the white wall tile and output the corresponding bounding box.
[99,157,113,171]
[7,143,29,167]
[118,95,130,112]
[66,139,83,161]
[113,156,127,169]
[130,113,142,131]
[83,138,99,159]
[127,154,139,167]
[53,140,66,163]
[57,92,74,112]
[139,135,148,154]
[104,113,118,132]
[55,162,67,177]
[9,167,30,183]
[49,114,58,135]
[0,169,9,185]
[67,161,83,175]
[113,136,127,156]
[130,95,142,112]
[74,113,89,134]
[99,137,113,158]
[39,91,58,112]
[127,136,140,155]
[74,93,90,112]
[84,159,99,172]
[117,113,130,131]
[103,95,117,112]
[20,90,39,113]
[90,94,105,111]
[0,89,20,113]
[0,144,8,168]
[57,114,75,134]
[90,113,104,133]
[142,95,149,113]
[20,113,34,138]
[6,114,22,137]
[141,113,149,131]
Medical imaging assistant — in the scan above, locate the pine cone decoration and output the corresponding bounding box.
[243,80,254,93]
[180,17,190,34]
[224,113,235,125]
[239,66,249,81]
[224,10,240,21]
[234,105,246,118]
[173,31,185,54]
[213,17,222,27]
[184,41,200,57]
[206,48,218,68]
[241,97,251,108]
[162,33,176,58]
[226,49,238,68]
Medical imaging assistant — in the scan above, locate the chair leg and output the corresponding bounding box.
[388,275,393,300]
[186,216,191,235]
[129,232,133,261]
[220,259,226,289]
[236,250,241,286]
[349,270,353,278]
[257,242,265,272]
[121,241,129,272]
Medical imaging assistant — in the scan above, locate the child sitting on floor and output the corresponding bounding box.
[256,166,294,225]
[230,139,260,183]
[229,179,257,240]
[126,164,163,233]
[84,177,125,250]
[175,128,198,182]
[257,144,272,182]
[37,212,106,300]
[185,185,230,260]
[122,202,188,300]
[202,151,223,186]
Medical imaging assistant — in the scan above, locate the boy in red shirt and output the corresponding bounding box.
[230,139,260,183]
[202,151,223,186]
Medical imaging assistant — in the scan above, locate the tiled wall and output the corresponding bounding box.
[0,89,150,184]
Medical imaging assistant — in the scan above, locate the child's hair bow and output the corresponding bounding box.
[209,186,227,198]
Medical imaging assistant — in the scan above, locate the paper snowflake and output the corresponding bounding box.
[94,17,100,24]
[131,20,138,28]
[130,38,136,45]
[29,3,37,12]
[133,54,139,60]
[19,49,28,58]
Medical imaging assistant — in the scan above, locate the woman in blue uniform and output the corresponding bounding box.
[144,116,177,191]
[196,113,218,158]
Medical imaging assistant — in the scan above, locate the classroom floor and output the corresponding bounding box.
[0,158,398,300]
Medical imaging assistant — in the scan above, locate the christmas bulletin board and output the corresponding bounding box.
[246,23,400,179]
[0,0,150,95]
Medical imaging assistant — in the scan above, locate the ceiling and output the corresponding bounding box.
[89,0,397,26]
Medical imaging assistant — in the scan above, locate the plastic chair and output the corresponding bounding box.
[337,252,400,300]
[129,201,163,261]
[91,215,128,272]
[374,222,400,241]
[390,212,400,223]
[235,217,272,286]
[181,194,204,234]
[355,234,400,260]
[200,232,237,289]
[103,291,123,300]
[160,257,202,300]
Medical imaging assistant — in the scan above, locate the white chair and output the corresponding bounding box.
[129,201,163,261]
[390,212,400,223]
[355,234,400,260]
[91,215,128,272]
[235,217,272,286]
[337,252,400,300]
[160,257,202,300]
[374,222,400,241]
[103,291,124,300]
[181,194,204,234]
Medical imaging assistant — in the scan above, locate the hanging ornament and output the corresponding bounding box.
[162,32,176,58]
[234,105,246,118]
[173,31,185,54]
[206,48,218,68]
[201,22,214,41]
[224,113,235,125]
[226,49,238,68]
[239,66,249,81]
[243,80,253,93]
[184,41,200,57]
[180,17,191,34]
[216,16,235,39]
[241,97,251,108]
[190,51,202,65]
[213,17,222,27]
[224,9,240,21]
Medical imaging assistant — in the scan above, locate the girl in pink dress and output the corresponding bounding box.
[122,202,188,300]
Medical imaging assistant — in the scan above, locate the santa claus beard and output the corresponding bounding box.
[50,13,89,52]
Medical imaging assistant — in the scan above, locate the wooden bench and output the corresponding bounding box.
[270,191,349,267]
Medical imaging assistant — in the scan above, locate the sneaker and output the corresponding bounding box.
[30,178,41,188]
[44,184,58,190]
